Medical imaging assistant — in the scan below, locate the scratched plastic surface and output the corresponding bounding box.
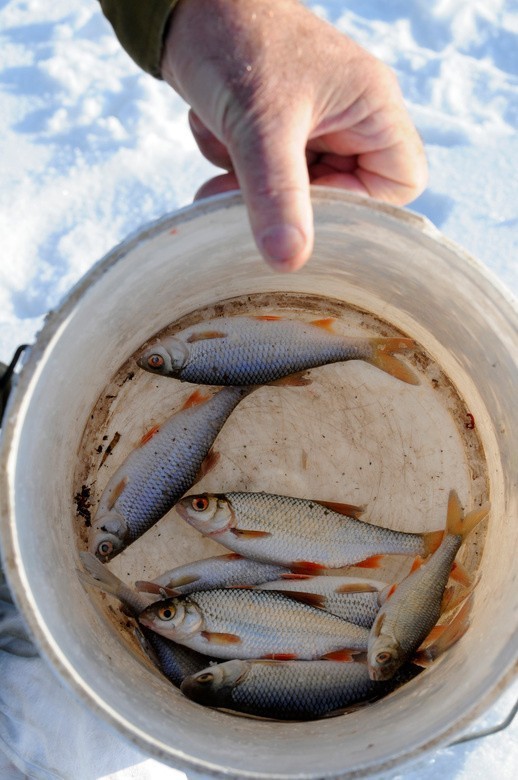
[2,191,516,780]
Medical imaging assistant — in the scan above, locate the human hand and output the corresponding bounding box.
[161,0,427,271]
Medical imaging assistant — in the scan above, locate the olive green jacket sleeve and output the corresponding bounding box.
[99,0,181,78]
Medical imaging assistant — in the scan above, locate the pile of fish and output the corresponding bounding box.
[79,314,489,720]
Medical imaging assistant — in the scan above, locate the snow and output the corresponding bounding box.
[0,0,516,778]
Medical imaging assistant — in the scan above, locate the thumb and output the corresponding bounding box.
[228,112,314,272]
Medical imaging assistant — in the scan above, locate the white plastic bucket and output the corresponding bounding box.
[1,189,517,779]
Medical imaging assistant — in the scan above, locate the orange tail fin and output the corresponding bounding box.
[367,338,419,385]
[446,490,490,540]
[423,529,444,556]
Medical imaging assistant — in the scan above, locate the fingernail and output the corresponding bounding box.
[258,225,306,269]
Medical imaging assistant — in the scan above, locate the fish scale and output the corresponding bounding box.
[139,587,370,660]
[258,578,382,628]
[137,315,419,386]
[180,659,421,719]
[88,386,252,559]
[137,554,290,597]
[367,491,490,681]
[177,491,442,569]
[178,324,367,385]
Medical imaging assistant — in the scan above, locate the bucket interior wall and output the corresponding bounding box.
[1,191,517,779]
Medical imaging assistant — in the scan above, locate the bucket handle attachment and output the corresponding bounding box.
[0,344,30,427]
[449,697,518,746]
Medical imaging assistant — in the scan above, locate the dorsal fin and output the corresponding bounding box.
[314,500,364,519]
[186,330,227,343]
[276,591,326,609]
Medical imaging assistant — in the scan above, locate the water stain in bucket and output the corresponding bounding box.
[73,292,489,711]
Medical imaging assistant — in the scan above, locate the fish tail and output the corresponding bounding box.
[415,593,474,666]
[78,551,133,604]
[422,529,445,556]
[446,490,490,540]
[367,338,420,385]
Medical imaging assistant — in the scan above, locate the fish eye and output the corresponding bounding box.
[148,354,165,369]
[197,673,214,685]
[97,540,113,558]
[191,496,209,512]
[375,651,393,665]
[158,606,175,621]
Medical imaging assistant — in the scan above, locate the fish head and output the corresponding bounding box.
[138,599,202,641]
[181,659,250,704]
[88,509,128,561]
[176,493,234,535]
[367,635,405,681]
[136,338,189,377]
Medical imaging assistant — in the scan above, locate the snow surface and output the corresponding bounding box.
[0,0,516,778]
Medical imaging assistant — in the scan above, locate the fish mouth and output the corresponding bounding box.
[368,666,394,682]
[180,675,217,705]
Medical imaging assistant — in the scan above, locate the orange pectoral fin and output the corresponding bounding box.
[378,584,397,605]
[281,573,315,580]
[416,624,447,652]
[290,561,326,575]
[181,389,212,410]
[409,556,425,574]
[334,582,379,594]
[321,649,355,662]
[260,653,298,660]
[231,529,272,539]
[139,424,160,446]
[254,315,282,321]
[269,372,312,387]
[354,554,384,569]
[372,612,385,637]
[167,574,200,588]
[314,500,365,519]
[106,477,128,511]
[310,317,336,332]
[200,631,241,645]
[186,331,227,343]
[449,561,473,588]
[195,449,220,481]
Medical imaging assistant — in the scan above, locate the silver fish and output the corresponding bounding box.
[180,659,421,720]
[138,587,370,661]
[175,491,444,570]
[257,575,387,628]
[88,386,252,561]
[137,315,419,385]
[367,491,489,681]
[180,597,474,720]
[78,552,212,686]
[136,553,290,597]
